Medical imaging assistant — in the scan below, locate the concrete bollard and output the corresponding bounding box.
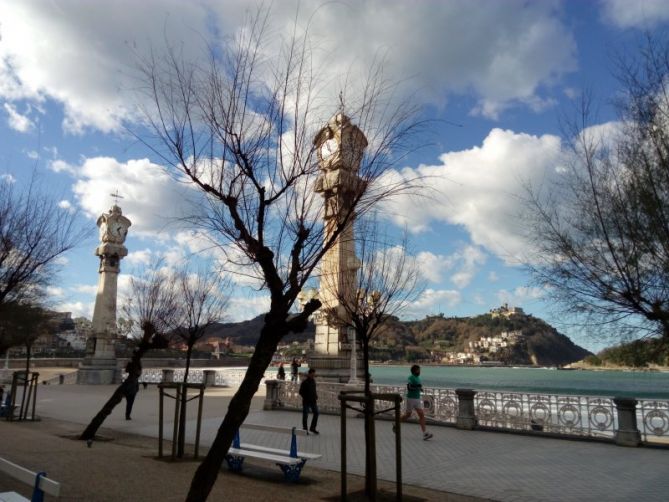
[263,380,281,410]
[203,370,217,387]
[456,388,478,430]
[161,369,174,384]
[613,397,641,447]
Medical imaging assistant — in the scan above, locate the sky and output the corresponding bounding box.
[2,0,669,352]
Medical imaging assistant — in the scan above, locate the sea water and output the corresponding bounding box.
[369,365,669,399]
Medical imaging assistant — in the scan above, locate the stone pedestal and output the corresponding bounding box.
[613,397,641,447]
[264,380,281,410]
[308,353,363,383]
[77,337,119,384]
[162,369,175,384]
[203,370,217,387]
[456,388,478,430]
[76,365,117,385]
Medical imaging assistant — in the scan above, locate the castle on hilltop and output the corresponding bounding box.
[489,303,524,319]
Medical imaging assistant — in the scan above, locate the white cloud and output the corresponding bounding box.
[488,271,499,283]
[26,150,39,159]
[73,284,98,295]
[43,146,58,159]
[415,251,455,283]
[70,156,201,238]
[416,245,487,288]
[227,294,270,322]
[472,293,486,306]
[381,128,563,265]
[49,160,76,175]
[496,286,545,306]
[55,301,94,319]
[0,1,576,133]
[406,288,461,319]
[450,246,487,288]
[600,0,669,28]
[3,102,33,132]
[58,200,74,213]
[125,249,154,266]
[1,173,16,184]
[46,286,65,297]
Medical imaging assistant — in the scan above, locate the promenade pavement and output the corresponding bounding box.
[6,383,669,501]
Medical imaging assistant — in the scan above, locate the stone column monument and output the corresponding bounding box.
[77,201,131,384]
[307,113,366,382]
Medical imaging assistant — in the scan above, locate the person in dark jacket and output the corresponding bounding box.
[299,368,319,434]
[122,362,141,420]
[277,363,286,380]
[290,358,301,382]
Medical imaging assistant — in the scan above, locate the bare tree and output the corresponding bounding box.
[136,8,422,500]
[0,300,56,420]
[0,300,54,369]
[80,263,177,441]
[321,220,423,496]
[0,175,88,307]
[525,37,669,344]
[172,265,228,458]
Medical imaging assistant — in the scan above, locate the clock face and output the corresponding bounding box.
[110,224,127,240]
[320,138,338,161]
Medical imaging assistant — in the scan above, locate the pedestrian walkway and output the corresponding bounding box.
[29,385,669,501]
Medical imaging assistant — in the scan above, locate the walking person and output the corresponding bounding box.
[299,368,319,434]
[122,362,141,420]
[399,365,433,440]
[277,363,286,380]
[290,358,301,382]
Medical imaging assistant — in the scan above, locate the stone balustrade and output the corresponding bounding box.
[267,379,669,447]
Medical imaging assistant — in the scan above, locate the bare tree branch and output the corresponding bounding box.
[131,7,424,500]
[524,36,669,343]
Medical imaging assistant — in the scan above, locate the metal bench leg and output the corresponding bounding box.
[225,455,245,472]
[279,459,306,482]
[31,471,47,502]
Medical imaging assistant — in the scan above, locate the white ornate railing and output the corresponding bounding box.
[639,400,669,443]
[271,380,668,445]
[136,367,278,387]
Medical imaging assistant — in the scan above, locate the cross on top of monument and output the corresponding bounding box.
[110,189,124,204]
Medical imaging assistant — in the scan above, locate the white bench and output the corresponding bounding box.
[0,457,60,501]
[224,423,321,481]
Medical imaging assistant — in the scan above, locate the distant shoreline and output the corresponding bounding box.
[370,361,669,373]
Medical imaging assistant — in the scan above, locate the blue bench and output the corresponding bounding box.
[0,457,60,501]
[225,423,321,482]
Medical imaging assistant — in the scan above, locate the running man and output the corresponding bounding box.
[399,364,433,440]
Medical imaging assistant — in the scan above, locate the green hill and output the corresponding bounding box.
[203,310,591,366]
[583,338,669,368]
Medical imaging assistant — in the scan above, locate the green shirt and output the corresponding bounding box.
[407,374,422,399]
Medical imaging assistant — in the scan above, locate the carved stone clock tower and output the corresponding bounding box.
[78,202,131,385]
[308,113,367,382]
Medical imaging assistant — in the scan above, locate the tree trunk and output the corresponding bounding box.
[79,344,147,441]
[185,323,282,501]
[79,383,128,440]
[362,338,376,498]
[177,344,194,458]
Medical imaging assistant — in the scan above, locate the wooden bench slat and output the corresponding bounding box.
[0,458,61,497]
[227,447,301,465]
[239,443,322,460]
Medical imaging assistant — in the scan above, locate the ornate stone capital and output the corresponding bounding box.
[97,204,132,245]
